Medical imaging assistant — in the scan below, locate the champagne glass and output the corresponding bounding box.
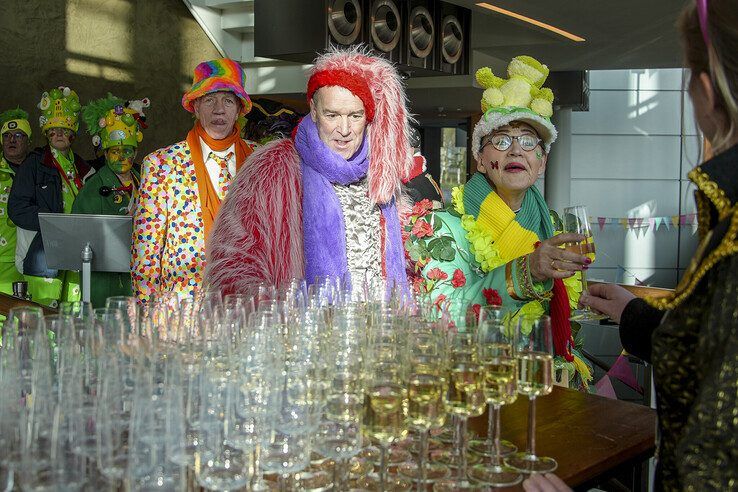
[505,314,557,473]
[468,306,522,487]
[563,205,606,321]
[398,328,450,486]
[359,321,410,491]
[433,322,487,491]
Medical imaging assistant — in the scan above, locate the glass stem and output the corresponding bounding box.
[580,268,594,314]
[380,445,387,492]
[336,458,348,491]
[252,445,262,488]
[486,403,495,457]
[493,404,502,466]
[419,430,429,489]
[279,473,288,492]
[457,416,468,483]
[527,397,537,459]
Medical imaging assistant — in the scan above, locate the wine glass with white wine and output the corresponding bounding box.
[562,205,607,321]
[505,314,558,474]
[468,306,522,487]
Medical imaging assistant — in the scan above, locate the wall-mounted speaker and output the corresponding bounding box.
[328,0,365,46]
[401,0,436,73]
[255,0,471,76]
[255,0,368,63]
[437,1,470,75]
[366,0,402,62]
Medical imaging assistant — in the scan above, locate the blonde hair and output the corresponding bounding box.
[679,0,738,153]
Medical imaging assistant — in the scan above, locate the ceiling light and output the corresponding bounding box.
[476,2,585,42]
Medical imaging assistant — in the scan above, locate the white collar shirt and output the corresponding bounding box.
[200,138,236,197]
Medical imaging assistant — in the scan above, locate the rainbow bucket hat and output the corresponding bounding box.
[181,58,252,115]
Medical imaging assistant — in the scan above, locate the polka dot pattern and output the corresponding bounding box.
[132,141,207,303]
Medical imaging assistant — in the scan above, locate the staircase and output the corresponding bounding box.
[182,0,312,95]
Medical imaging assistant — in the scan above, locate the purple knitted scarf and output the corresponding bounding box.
[294,116,407,288]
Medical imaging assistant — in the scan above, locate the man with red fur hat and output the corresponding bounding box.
[207,47,413,293]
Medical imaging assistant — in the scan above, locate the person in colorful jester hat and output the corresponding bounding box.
[405,56,593,389]
[8,86,93,307]
[72,94,146,307]
[132,58,254,303]
[0,108,32,295]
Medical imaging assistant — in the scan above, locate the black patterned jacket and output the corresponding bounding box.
[619,143,738,491]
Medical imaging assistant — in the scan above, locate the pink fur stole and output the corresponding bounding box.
[205,138,304,295]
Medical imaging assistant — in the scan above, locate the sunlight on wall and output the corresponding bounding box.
[66,0,132,62]
[66,57,134,83]
[65,0,134,83]
[628,69,661,92]
[627,69,662,121]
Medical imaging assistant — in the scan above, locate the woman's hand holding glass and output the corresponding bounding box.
[528,233,589,282]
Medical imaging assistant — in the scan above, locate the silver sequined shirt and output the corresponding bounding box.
[332,179,383,286]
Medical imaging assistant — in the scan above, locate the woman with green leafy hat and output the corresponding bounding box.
[404,55,593,389]
[72,94,148,307]
[8,86,93,307]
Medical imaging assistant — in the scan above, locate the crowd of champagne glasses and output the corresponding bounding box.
[0,278,557,492]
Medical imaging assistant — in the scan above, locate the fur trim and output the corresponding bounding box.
[205,138,304,295]
[471,109,558,162]
[310,46,413,205]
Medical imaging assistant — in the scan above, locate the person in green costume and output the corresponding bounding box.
[8,86,93,307]
[0,108,32,295]
[73,94,147,307]
[404,56,594,389]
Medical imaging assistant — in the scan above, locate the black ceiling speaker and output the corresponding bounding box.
[400,0,437,73]
[328,0,364,45]
[366,0,402,62]
[437,1,470,75]
[255,0,471,76]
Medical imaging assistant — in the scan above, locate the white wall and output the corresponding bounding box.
[567,68,700,288]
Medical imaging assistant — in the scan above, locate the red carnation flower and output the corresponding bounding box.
[411,219,434,238]
[427,268,448,281]
[412,199,434,218]
[451,269,466,288]
[482,288,502,307]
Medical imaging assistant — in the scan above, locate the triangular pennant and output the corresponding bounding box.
[679,214,687,226]
[671,215,680,227]
[648,218,655,232]
[598,217,607,231]
[627,218,637,230]
[594,375,617,399]
[608,353,644,394]
[620,218,628,230]
[662,216,670,230]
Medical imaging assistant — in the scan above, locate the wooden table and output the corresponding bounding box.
[0,292,57,316]
[467,386,657,489]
